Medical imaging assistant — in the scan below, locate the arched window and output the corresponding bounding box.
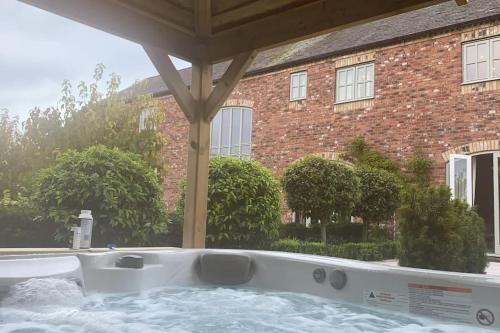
[210,107,252,159]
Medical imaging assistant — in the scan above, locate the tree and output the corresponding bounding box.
[0,110,24,195]
[282,156,360,244]
[342,136,401,175]
[398,184,487,273]
[177,157,281,248]
[32,145,167,246]
[353,167,401,241]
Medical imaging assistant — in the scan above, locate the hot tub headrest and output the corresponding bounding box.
[197,253,254,285]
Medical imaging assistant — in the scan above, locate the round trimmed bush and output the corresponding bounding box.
[32,145,167,246]
[179,157,281,248]
[353,166,401,241]
[281,156,360,243]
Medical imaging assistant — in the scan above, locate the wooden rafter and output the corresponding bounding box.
[205,50,257,120]
[144,46,197,122]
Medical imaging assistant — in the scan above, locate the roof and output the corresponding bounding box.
[122,0,500,97]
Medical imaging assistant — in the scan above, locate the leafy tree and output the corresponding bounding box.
[177,157,281,248]
[342,136,400,175]
[406,155,433,187]
[13,64,165,192]
[282,156,360,244]
[32,145,167,246]
[0,110,25,195]
[353,167,401,241]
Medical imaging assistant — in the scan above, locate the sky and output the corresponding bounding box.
[0,0,190,121]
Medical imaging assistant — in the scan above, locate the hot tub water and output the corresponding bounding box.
[0,278,496,333]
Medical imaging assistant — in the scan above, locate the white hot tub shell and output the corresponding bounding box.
[1,249,500,329]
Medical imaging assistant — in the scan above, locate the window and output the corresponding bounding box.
[290,71,307,101]
[210,107,252,159]
[139,109,154,131]
[336,62,374,103]
[463,37,500,83]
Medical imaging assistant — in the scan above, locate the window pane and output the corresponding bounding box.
[466,63,476,81]
[346,69,354,84]
[231,107,241,146]
[291,74,299,87]
[367,64,374,81]
[211,111,221,148]
[367,80,374,97]
[493,59,500,77]
[478,61,488,80]
[357,82,365,98]
[291,87,299,99]
[454,158,468,202]
[465,44,476,63]
[242,108,252,144]
[338,86,346,101]
[338,70,346,86]
[221,108,230,147]
[357,66,366,83]
[299,73,306,86]
[478,42,488,62]
[493,40,500,60]
[299,85,306,98]
[346,84,353,100]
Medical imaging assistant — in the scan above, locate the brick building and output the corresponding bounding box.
[125,0,500,252]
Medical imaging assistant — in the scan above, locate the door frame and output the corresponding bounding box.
[494,152,500,254]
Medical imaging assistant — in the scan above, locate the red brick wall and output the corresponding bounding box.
[158,22,500,211]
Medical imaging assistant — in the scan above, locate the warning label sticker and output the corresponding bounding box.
[408,283,473,324]
[364,289,409,312]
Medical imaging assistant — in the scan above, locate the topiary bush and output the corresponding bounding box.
[398,184,487,273]
[353,166,401,241]
[281,156,360,243]
[32,145,167,247]
[178,157,281,249]
[271,239,398,261]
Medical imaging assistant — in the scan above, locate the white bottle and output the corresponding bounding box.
[71,226,81,250]
[79,210,93,249]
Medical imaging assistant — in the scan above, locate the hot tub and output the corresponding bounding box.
[0,249,499,332]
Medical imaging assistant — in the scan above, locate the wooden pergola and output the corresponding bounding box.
[20,0,467,248]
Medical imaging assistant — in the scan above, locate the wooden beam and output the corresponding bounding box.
[205,51,257,120]
[182,0,213,249]
[144,46,197,122]
[19,0,197,61]
[207,0,448,62]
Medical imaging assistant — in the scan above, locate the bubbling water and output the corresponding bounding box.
[0,278,496,333]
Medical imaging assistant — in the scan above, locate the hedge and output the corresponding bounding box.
[271,238,398,261]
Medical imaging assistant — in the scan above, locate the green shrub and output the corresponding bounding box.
[279,223,363,243]
[32,145,167,247]
[342,136,400,175]
[398,185,487,273]
[353,167,401,241]
[271,239,398,261]
[454,201,488,274]
[281,156,360,243]
[178,157,281,249]
[406,156,433,186]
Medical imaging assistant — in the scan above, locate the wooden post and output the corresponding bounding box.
[182,61,213,248]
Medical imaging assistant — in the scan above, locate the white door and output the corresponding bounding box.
[449,154,473,206]
[494,152,500,254]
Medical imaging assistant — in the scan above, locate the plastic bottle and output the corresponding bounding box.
[79,210,93,249]
[71,226,81,250]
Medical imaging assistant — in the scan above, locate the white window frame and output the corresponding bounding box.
[289,71,307,101]
[335,62,374,104]
[210,107,252,159]
[462,36,500,84]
